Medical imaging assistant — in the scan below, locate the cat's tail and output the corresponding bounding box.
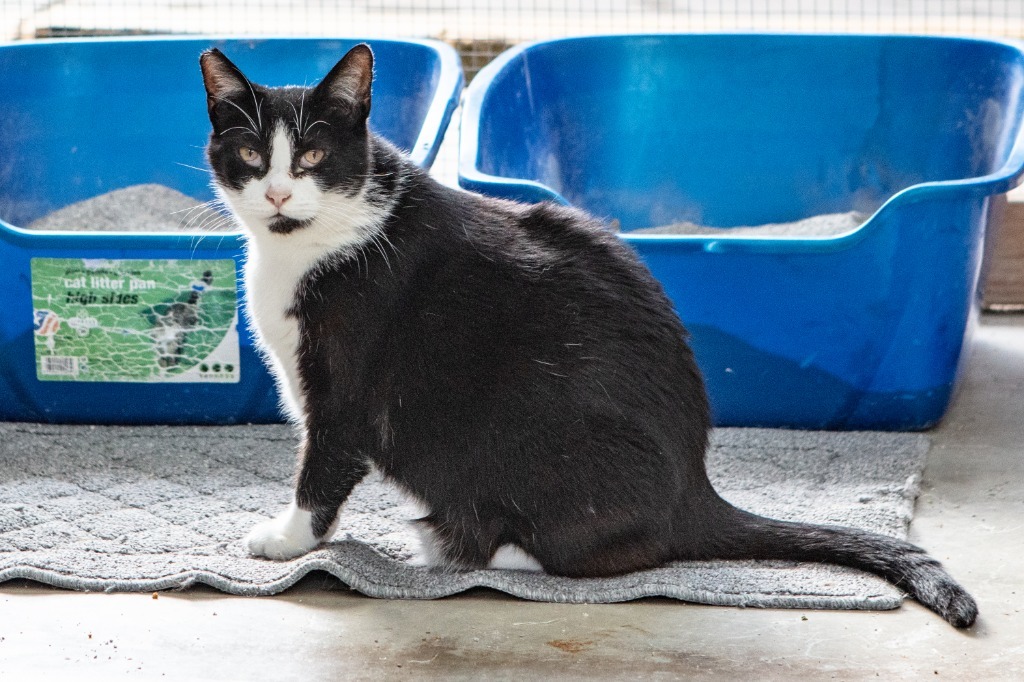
[688,498,978,628]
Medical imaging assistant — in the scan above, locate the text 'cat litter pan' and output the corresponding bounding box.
[459,33,1024,430]
[0,36,462,424]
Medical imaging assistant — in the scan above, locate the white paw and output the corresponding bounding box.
[406,553,431,568]
[410,523,445,568]
[488,544,544,572]
[245,502,319,560]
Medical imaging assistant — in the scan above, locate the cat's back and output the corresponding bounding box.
[400,180,654,291]
[384,178,708,419]
[412,184,686,340]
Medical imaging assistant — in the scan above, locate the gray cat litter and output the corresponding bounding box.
[27,184,229,232]
[626,211,867,237]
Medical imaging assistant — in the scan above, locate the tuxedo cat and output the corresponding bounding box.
[200,45,977,627]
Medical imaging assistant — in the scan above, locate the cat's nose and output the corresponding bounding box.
[265,186,292,210]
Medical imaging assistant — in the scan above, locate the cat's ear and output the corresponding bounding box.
[315,44,374,119]
[199,48,251,121]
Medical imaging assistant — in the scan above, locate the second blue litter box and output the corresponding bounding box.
[460,34,1024,430]
[0,36,462,424]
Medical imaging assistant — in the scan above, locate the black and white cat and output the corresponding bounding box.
[200,45,978,627]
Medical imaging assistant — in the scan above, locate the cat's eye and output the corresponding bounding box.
[238,147,262,167]
[299,149,325,169]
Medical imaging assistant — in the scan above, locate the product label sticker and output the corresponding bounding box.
[31,258,240,383]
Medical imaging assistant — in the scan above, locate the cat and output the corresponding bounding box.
[200,44,978,627]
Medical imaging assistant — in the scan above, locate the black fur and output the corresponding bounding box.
[201,45,978,628]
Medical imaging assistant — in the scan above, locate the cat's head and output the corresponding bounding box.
[200,45,376,239]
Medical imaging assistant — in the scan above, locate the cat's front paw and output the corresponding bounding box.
[245,502,319,560]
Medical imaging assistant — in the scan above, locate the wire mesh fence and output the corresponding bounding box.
[3,2,1024,79]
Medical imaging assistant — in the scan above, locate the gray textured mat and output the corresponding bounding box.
[0,423,929,612]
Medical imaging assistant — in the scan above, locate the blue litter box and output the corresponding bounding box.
[0,36,462,424]
[460,34,1024,430]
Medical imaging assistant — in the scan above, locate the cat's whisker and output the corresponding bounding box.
[175,162,215,175]
[185,212,237,260]
[172,198,220,217]
[186,231,208,257]
[188,225,226,240]
[178,201,229,230]
[245,78,264,131]
[287,101,302,136]
[200,201,230,218]
[374,229,403,262]
[181,213,214,232]
[191,214,233,232]
[173,205,209,222]
[317,206,368,225]
[348,243,368,278]
[368,233,393,273]
[312,207,374,231]
[219,126,260,138]
[305,120,330,134]
[215,96,260,137]
[162,200,232,244]
[184,210,234,236]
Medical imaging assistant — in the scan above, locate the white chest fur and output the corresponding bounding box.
[219,125,392,423]
[241,200,387,422]
[243,245,308,422]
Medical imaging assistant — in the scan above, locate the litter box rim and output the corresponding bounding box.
[0,34,464,240]
[458,32,1024,254]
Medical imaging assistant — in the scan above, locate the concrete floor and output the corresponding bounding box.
[1,314,1023,681]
